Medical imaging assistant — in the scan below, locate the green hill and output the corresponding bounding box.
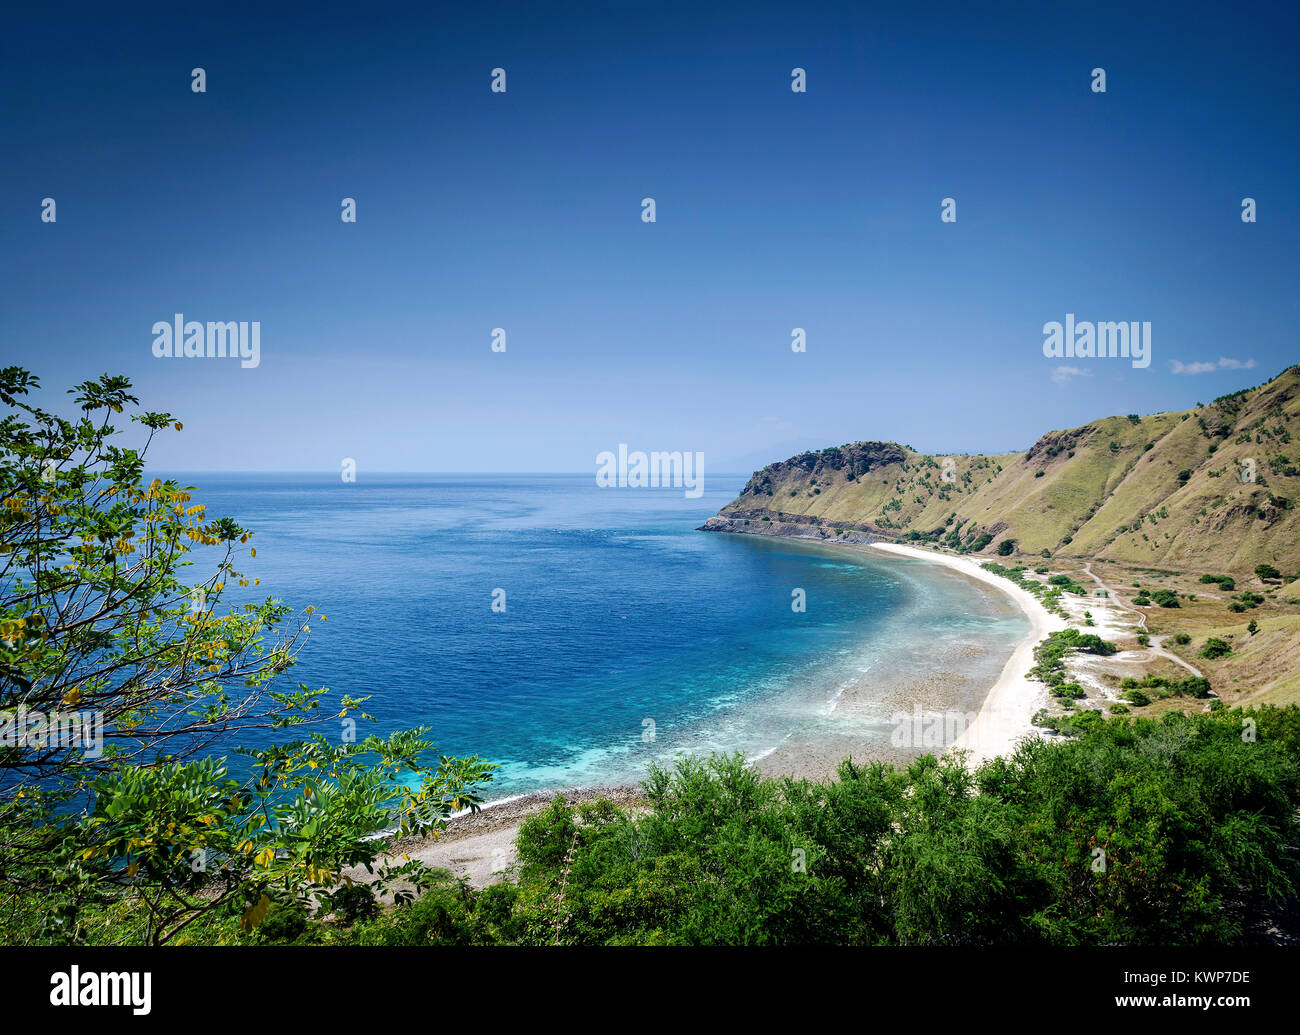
[704,365,1300,575]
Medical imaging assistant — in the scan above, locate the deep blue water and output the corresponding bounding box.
[170,473,1025,796]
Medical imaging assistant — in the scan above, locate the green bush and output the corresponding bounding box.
[355,712,1300,946]
[100,707,1300,948]
[1199,638,1233,660]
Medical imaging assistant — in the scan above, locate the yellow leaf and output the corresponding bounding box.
[240,894,271,932]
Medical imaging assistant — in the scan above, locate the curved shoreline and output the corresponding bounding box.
[463,537,1054,804]
[475,537,1058,797]
[864,542,1066,764]
[367,539,1061,886]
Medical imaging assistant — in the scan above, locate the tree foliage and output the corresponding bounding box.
[348,707,1300,947]
[0,370,493,944]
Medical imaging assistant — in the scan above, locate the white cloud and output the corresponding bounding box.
[1050,366,1092,384]
[1170,357,1255,375]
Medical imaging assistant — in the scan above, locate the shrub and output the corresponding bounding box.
[255,899,310,944]
[1199,638,1233,660]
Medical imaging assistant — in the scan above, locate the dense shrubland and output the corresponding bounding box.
[225,707,1300,947]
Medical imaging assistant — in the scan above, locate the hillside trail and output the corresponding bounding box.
[1081,562,1204,678]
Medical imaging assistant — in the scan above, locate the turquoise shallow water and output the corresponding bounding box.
[173,473,1027,795]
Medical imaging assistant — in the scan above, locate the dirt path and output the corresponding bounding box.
[1081,562,1203,678]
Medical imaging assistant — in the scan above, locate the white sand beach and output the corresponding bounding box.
[360,543,1139,890]
[867,542,1067,765]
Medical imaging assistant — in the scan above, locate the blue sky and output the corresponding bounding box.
[2,0,1297,473]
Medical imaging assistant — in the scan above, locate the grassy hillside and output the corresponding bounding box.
[705,365,1300,575]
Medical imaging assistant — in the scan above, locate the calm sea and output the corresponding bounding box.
[170,473,1026,796]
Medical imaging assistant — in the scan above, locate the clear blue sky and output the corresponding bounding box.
[2,0,1297,473]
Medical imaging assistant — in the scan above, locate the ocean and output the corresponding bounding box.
[175,473,1028,796]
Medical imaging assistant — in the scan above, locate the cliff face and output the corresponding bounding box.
[704,366,1300,573]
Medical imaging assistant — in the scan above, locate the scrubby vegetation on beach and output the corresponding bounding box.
[115,706,1300,948]
[979,561,1079,616]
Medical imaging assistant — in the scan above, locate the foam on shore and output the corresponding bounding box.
[866,542,1067,764]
